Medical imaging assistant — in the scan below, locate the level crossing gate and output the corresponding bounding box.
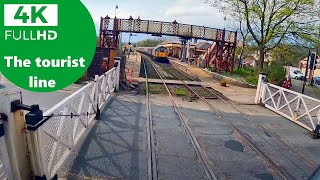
[256,74,320,136]
[0,60,120,179]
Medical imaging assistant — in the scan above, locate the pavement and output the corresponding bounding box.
[0,73,84,112]
[58,94,148,179]
[291,79,320,99]
[126,53,142,81]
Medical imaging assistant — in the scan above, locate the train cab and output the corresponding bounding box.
[152,46,169,63]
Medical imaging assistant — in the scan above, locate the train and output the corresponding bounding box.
[138,46,169,63]
[152,46,169,63]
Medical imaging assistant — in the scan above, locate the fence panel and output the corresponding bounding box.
[27,64,120,179]
[261,83,320,132]
[0,122,13,180]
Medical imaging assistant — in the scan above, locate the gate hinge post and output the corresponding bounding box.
[313,124,320,139]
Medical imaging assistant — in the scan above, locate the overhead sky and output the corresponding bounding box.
[81,0,226,42]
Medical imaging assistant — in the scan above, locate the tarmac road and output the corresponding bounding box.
[0,74,84,112]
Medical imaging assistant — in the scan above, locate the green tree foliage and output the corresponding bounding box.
[137,39,164,47]
[206,0,319,72]
[270,44,308,66]
[267,61,286,85]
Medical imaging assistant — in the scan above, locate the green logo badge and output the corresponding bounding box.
[0,1,96,92]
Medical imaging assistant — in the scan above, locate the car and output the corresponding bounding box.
[290,68,305,80]
[315,77,320,85]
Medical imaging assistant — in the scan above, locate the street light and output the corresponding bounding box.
[115,5,118,18]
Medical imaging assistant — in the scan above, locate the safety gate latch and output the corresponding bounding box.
[11,100,46,131]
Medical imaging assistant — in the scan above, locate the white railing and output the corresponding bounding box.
[0,122,12,180]
[27,63,120,179]
[260,82,320,132]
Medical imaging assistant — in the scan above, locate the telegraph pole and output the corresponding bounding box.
[302,50,311,94]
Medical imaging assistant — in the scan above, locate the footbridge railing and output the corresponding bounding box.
[0,60,120,179]
[255,74,320,137]
[101,17,237,43]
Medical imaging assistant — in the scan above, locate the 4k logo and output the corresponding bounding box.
[4,4,58,26]
[14,6,48,24]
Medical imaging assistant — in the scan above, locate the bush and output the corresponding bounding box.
[245,75,258,85]
[267,61,286,85]
[233,67,255,77]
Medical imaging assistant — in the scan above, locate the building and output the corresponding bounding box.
[195,42,212,56]
[159,41,211,60]
[299,55,320,69]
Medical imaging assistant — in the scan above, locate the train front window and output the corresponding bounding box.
[159,47,167,52]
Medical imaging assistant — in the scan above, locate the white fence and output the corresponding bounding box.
[0,122,12,180]
[257,75,320,132]
[27,63,120,179]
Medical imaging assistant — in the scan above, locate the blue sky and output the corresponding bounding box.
[81,0,226,42]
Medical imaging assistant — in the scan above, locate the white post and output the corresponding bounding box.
[0,91,32,180]
[255,73,267,104]
[115,58,121,91]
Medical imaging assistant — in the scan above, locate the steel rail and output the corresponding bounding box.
[168,59,318,169]
[142,54,218,180]
[142,58,158,180]
[165,60,317,179]
[159,63,290,179]
[184,84,291,180]
[143,57,289,179]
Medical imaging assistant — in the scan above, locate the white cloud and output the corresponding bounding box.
[164,0,225,28]
[81,0,229,38]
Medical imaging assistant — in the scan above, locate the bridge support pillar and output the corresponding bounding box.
[180,39,187,62]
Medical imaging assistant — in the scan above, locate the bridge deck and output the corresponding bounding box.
[58,93,320,179]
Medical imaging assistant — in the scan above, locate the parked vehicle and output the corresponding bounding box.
[315,76,320,85]
[290,68,305,80]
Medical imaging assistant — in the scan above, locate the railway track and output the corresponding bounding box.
[141,54,319,179]
[142,55,218,180]
[168,59,318,170]
[142,58,158,180]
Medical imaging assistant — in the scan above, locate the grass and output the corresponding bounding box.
[174,87,188,96]
[139,83,168,95]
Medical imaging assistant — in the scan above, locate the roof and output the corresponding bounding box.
[195,42,212,50]
[160,41,196,46]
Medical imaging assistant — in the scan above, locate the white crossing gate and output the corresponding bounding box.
[256,74,320,133]
[0,121,13,180]
[26,62,120,179]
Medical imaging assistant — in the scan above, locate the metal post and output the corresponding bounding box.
[94,75,101,121]
[302,50,311,94]
[255,73,267,104]
[0,91,32,180]
[114,58,121,91]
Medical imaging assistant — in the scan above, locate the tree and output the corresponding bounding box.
[207,0,319,72]
[137,39,164,47]
[270,44,308,66]
[237,21,250,69]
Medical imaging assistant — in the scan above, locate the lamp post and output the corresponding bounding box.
[115,5,118,18]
